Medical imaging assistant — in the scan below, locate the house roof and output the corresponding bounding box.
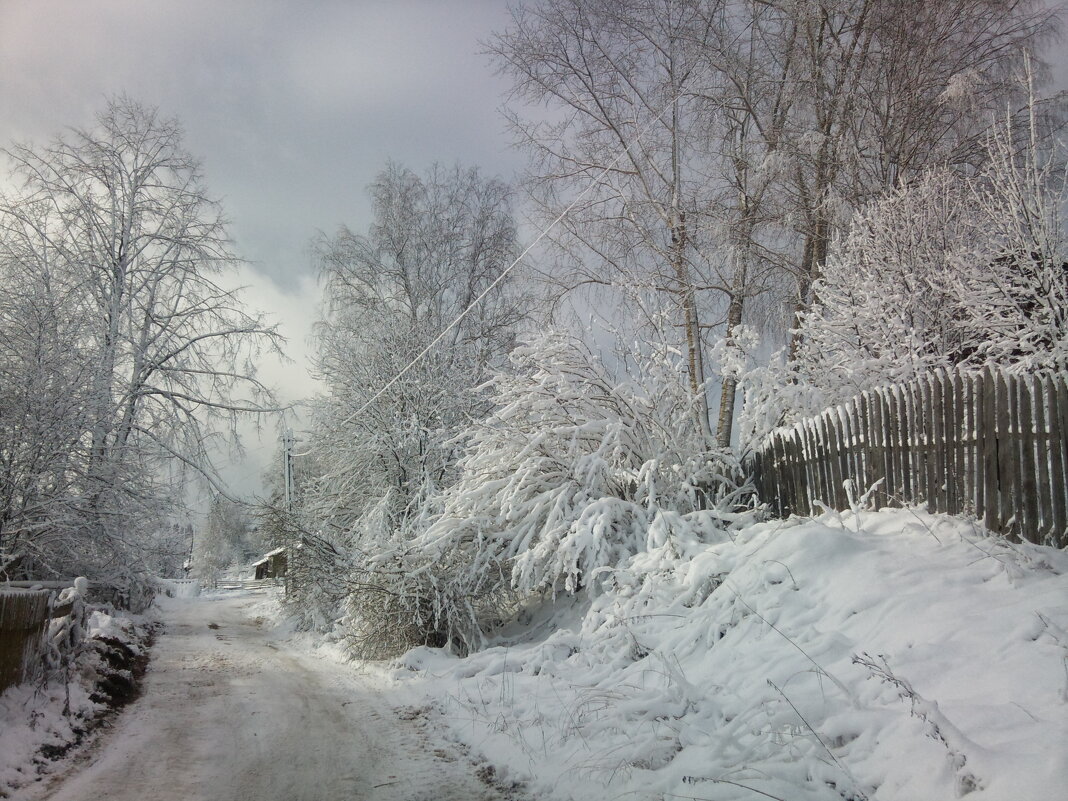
[251,547,286,567]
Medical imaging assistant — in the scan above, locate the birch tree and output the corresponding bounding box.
[490,0,724,438]
[309,163,525,541]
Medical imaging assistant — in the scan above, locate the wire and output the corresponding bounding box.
[335,100,678,430]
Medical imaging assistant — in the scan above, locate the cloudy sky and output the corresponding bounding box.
[2,0,1066,502]
[0,0,528,498]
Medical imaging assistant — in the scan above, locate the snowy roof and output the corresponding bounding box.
[251,547,286,567]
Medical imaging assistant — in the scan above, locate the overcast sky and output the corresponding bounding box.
[2,0,1066,504]
[0,0,528,500]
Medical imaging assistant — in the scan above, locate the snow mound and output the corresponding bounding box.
[398,509,1068,801]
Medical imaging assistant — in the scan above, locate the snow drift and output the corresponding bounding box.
[395,508,1068,801]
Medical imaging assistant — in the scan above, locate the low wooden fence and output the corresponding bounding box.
[749,366,1067,547]
[216,578,283,591]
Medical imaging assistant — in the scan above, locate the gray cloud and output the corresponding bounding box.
[0,0,523,290]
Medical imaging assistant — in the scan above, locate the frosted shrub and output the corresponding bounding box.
[745,100,1067,442]
[417,331,753,625]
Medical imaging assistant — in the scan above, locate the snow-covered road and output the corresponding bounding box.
[30,590,511,801]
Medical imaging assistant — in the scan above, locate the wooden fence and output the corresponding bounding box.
[749,367,1068,548]
[0,589,52,694]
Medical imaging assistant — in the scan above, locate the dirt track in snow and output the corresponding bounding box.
[27,590,513,801]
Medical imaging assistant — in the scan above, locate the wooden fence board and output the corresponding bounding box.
[922,375,937,512]
[858,395,875,495]
[850,399,866,490]
[772,434,789,518]
[894,384,910,504]
[996,370,1014,537]
[803,420,815,514]
[956,372,967,510]
[0,590,51,694]
[879,388,896,503]
[1033,375,1053,541]
[909,379,925,509]
[1019,378,1038,540]
[932,371,947,513]
[825,411,844,508]
[1009,372,1026,539]
[982,368,1000,532]
[788,430,803,517]
[1050,375,1068,546]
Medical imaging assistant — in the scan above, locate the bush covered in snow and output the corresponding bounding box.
[741,109,1067,443]
[338,332,756,656]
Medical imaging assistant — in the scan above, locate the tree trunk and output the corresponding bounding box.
[716,290,745,448]
[788,215,829,362]
[671,213,712,439]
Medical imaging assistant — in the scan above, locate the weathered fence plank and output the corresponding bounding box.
[982,368,1000,531]
[0,590,51,694]
[932,372,947,513]
[1050,375,1068,546]
[879,388,896,503]
[1019,378,1038,540]
[1033,375,1053,540]
[995,371,1014,536]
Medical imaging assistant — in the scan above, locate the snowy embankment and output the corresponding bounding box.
[395,509,1068,801]
[0,609,153,797]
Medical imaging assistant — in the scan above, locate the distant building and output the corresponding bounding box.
[252,548,287,580]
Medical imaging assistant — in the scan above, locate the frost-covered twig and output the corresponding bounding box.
[674,777,787,801]
[1036,613,1068,702]
[853,652,982,795]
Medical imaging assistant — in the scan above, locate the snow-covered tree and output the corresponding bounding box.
[0,97,280,581]
[291,163,526,631]
[191,495,251,587]
[739,94,1067,442]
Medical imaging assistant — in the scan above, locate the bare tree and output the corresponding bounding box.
[0,97,281,580]
[309,162,526,541]
[489,0,727,438]
[743,0,1057,357]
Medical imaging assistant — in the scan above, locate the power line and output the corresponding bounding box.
[335,105,676,430]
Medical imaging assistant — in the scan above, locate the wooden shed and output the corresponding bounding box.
[252,548,287,580]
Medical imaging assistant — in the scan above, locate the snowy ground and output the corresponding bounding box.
[18,589,520,801]
[393,509,1068,801]
[8,509,1066,801]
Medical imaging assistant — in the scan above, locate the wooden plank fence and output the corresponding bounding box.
[749,366,1068,548]
[0,589,52,694]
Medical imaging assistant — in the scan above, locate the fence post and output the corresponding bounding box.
[1048,374,1068,546]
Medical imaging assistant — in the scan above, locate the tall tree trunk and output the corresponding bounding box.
[671,213,712,439]
[716,288,745,449]
[788,215,829,362]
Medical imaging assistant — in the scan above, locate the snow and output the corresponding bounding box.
[0,605,148,798]
[392,508,1068,801]
[6,510,1064,801]
[0,676,98,795]
[251,547,286,567]
[13,589,521,801]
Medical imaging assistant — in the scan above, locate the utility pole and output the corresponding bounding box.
[281,429,297,596]
[282,429,295,512]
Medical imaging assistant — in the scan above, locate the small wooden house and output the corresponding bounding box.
[252,548,287,580]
